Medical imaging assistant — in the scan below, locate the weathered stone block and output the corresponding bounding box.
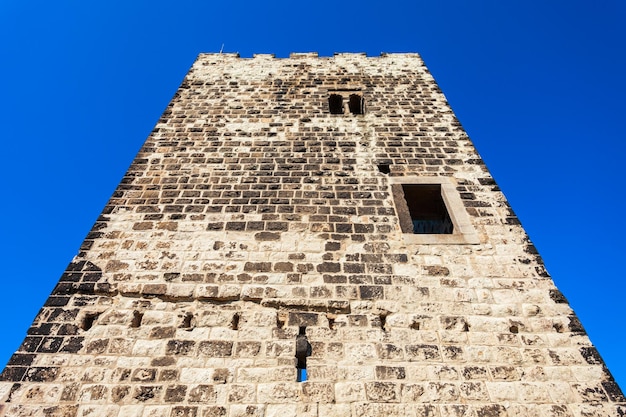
[364,381,398,402]
[197,341,233,357]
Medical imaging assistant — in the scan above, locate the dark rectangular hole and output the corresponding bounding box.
[348,94,364,114]
[328,94,344,114]
[377,164,390,174]
[400,184,453,234]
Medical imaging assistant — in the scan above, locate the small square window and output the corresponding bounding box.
[391,177,479,245]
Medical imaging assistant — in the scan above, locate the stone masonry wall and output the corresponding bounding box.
[0,53,623,417]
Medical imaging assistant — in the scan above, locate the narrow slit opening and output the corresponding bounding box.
[296,326,311,382]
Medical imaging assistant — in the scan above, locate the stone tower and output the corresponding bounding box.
[0,53,623,417]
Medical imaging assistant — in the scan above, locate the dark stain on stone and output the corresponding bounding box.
[602,380,626,402]
[549,289,568,304]
[580,347,603,365]
[567,315,586,334]
[476,404,507,417]
[134,386,159,402]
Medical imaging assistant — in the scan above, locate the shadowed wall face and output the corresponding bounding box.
[0,53,622,417]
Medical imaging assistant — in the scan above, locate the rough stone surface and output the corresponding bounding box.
[0,52,623,416]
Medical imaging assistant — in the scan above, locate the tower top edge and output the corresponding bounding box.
[196,52,422,60]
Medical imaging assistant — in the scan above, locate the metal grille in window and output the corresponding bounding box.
[412,217,453,234]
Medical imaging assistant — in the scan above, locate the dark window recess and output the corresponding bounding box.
[348,94,364,114]
[393,184,453,234]
[328,94,344,114]
[377,164,390,174]
[295,326,312,382]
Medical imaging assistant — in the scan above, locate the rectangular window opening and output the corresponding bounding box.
[394,184,453,234]
[390,177,480,245]
[328,94,344,114]
[348,94,364,114]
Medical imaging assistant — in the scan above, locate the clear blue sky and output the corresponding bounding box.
[1,1,625,388]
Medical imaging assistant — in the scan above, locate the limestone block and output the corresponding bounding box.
[227,384,256,403]
[179,368,215,384]
[131,340,164,357]
[301,382,334,403]
[485,381,518,401]
[257,382,301,403]
[78,405,120,417]
[317,403,351,417]
[334,382,366,402]
[439,404,475,417]
[236,367,295,383]
[364,381,399,402]
[344,343,377,363]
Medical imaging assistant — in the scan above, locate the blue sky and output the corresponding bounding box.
[1,1,625,388]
